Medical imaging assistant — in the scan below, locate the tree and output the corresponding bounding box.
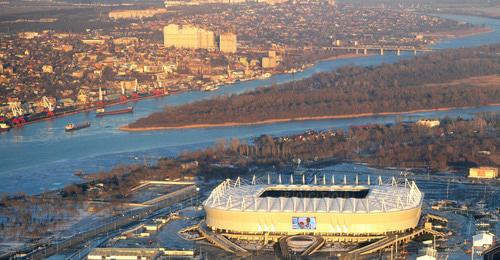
[102,66,115,81]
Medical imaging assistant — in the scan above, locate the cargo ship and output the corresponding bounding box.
[202,85,219,92]
[65,122,91,132]
[96,107,133,117]
[258,72,272,79]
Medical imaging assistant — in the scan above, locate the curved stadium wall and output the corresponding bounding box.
[203,176,423,236]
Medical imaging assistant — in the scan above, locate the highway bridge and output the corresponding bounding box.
[322,46,433,55]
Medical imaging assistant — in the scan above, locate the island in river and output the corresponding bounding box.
[123,44,500,131]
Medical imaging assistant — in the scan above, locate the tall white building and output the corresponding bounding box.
[163,24,216,50]
[219,32,237,53]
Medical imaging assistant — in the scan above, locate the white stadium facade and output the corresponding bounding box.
[203,175,424,242]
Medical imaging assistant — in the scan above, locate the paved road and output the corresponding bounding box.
[19,186,197,259]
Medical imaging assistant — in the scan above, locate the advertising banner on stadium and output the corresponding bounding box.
[292,217,316,230]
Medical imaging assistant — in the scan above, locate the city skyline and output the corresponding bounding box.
[0,0,498,259]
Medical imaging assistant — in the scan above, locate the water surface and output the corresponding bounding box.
[1,14,499,194]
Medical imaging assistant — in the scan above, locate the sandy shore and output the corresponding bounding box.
[120,103,500,132]
[319,52,375,62]
[424,26,493,39]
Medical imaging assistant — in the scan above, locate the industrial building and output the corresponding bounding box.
[108,9,167,20]
[469,167,498,179]
[87,248,162,260]
[112,37,139,45]
[203,175,423,242]
[473,232,495,249]
[262,50,278,69]
[417,119,440,128]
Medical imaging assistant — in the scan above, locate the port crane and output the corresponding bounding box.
[8,101,24,117]
[120,85,128,101]
[42,96,55,116]
[8,101,26,125]
[99,87,103,102]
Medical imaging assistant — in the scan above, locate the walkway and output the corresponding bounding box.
[347,228,446,257]
[198,221,249,255]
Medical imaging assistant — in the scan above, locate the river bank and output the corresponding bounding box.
[0,51,372,130]
[3,16,491,130]
[2,92,170,129]
[1,14,500,195]
[423,26,493,39]
[120,103,500,132]
[319,52,375,62]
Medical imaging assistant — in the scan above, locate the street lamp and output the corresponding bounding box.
[196,187,200,205]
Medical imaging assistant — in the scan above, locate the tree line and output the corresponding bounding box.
[1,114,498,241]
[180,113,499,172]
[128,44,500,128]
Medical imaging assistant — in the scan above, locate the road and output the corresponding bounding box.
[19,185,197,259]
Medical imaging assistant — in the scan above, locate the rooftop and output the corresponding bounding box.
[203,175,423,213]
[259,186,370,199]
[88,247,162,257]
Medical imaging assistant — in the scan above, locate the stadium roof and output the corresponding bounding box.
[203,175,423,213]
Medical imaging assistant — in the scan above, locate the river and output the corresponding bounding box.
[0,14,499,195]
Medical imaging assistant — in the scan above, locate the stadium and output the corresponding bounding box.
[202,175,423,243]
